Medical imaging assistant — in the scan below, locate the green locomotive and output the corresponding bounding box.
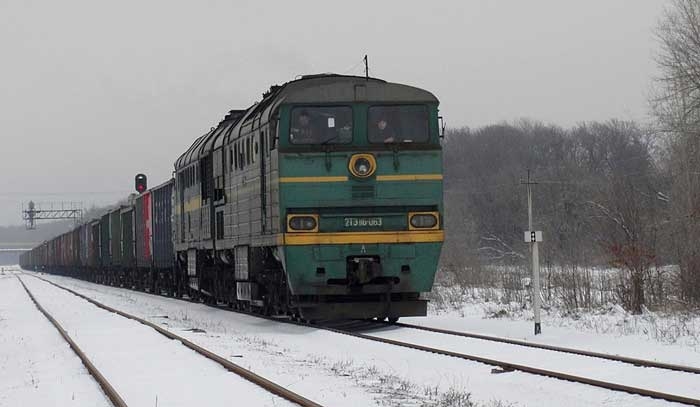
[174,74,444,321]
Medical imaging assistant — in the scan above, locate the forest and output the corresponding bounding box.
[438,0,700,313]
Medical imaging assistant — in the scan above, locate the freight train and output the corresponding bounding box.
[20,74,444,322]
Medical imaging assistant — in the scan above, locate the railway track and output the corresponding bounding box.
[316,322,700,406]
[391,321,700,375]
[30,272,700,406]
[15,276,128,407]
[19,273,322,407]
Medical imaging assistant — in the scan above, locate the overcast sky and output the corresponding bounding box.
[0,0,666,227]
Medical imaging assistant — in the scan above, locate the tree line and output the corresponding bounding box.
[439,0,700,313]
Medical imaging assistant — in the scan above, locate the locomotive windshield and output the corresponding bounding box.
[368,105,429,143]
[290,106,353,144]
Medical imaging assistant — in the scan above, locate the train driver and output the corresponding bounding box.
[291,111,316,143]
[377,118,397,143]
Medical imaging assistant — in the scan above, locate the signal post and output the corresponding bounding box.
[522,170,543,335]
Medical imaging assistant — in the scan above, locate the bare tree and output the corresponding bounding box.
[441,119,670,312]
[653,0,700,133]
[653,0,700,303]
[578,121,661,313]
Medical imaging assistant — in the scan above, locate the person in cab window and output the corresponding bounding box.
[377,118,397,143]
[291,111,315,143]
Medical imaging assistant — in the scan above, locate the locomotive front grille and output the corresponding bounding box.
[351,185,375,199]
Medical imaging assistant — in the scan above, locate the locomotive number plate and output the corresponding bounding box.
[344,217,383,228]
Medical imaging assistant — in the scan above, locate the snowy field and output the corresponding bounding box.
[425,283,700,360]
[1,270,295,406]
[3,265,700,406]
[0,272,111,407]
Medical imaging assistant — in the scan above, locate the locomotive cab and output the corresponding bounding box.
[275,75,444,320]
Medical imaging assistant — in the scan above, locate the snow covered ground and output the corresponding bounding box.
[422,283,700,367]
[5,266,698,406]
[366,323,699,400]
[0,273,111,407]
[16,273,296,407]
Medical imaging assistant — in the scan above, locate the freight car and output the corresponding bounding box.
[20,74,444,322]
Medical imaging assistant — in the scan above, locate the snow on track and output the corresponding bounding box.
[402,314,700,369]
[0,274,111,407]
[31,271,686,407]
[392,322,700,374]
[19,274,295,407]
[361,323,700,401]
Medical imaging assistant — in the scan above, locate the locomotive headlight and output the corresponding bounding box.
[355,158,371,176]
[287,214,319,232]
[408,212,439,230]
[348,154,376,178]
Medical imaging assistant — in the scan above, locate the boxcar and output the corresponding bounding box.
[100,213,111,269]
[79,223,89,269]
[88,219,101,269]
[109,208,122,268]
[71,227,80,269]
[152,180,174,270]
[135,191,152,270]
[121,206,135,269]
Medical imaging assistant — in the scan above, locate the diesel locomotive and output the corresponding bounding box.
[20,74,444,322]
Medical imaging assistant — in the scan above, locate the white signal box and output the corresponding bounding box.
[524,231,543,243]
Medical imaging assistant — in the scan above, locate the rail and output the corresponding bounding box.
[28,273,700,406]
[16,276,129,407]
[24,273,322,407]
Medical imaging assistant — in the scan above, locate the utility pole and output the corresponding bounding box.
[521,170,542,335]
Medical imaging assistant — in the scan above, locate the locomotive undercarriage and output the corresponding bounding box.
[35,247,423,323]
[173,246,425,322]
[175,247,291,316]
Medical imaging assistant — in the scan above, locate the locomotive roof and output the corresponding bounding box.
[175,132,209,169]
[174,110,247,169]
[175,74,438,169]
[276,74,438,104]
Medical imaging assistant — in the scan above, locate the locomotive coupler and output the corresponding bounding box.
[347,256,381,285]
